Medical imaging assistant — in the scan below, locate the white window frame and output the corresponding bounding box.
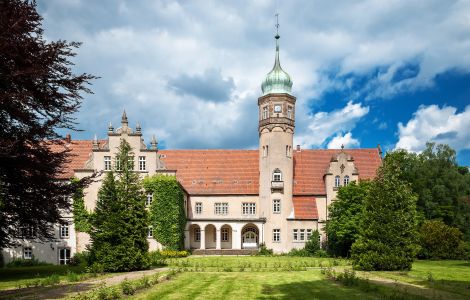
[274,104,282,113]
[221,228,229,242]
[22,226,36,239]
[23,247,32,260]
[146,193,153,206]
[273,199,281,214]
[60,223,69,238]
[195,202,202,214]
[115,157,121,171]
[273,229,281,242]
[344,175,350,186]
[306,229,313,240]
[293,229,298,241]
[300,229,305,241]
[242,203,256,215]
[215,203,228,215]
[335,175,340,187]
[59,248,71,265]
[262,106,268,119]
[104,156,111,171]
[139,156,146,171]
[273,169,282,182]
[194,228,201,242]
[147,227,153,238]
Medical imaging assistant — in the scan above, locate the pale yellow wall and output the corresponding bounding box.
[188,195,259,219]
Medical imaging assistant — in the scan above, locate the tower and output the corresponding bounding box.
[258,16,296,252]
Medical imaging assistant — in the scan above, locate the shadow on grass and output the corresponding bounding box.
[0,282,95,300]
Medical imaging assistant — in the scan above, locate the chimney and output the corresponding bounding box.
[65,134,71,143]
[296,145,300,151]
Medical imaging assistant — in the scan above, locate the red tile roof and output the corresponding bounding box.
[293,149,381,195]
[292,196,318,219]
[57,142,381,196]
[159,150,259,195]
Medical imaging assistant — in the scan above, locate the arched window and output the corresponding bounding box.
[273,169,282,181]
[344,175,350,186]
[334,175,340,187]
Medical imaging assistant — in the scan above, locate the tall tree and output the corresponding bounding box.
[325,181,372,257]
[351,157,419,271]
[89,140,148,271]
[0,0,96,247]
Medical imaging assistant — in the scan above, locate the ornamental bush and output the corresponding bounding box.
[71,178,92,233]
[418,219,463,259]
[351,157,419,271]
[144,175,185,250]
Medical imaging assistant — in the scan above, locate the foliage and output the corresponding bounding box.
[0,0,96,248]
[304,230,321,255]
[89,139,149,272]
[325,181,372,257]
[150,250,189,259]
[351,157,419,271]
[69,251,92,267]
[6,258,51,267]
[144,175,185,250]
[418,219,463,259]
[287,248,312,257]
[387,144,470,240]
[257,242,274,256]
[71,178,92,233]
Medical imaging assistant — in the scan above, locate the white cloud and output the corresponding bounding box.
[327,132,360,149]
[294,101,369,148]
[396,104,470,152]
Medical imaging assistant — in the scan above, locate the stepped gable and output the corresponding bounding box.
[293,148,381,195]
[159,150,259,195]
[292,196,319,219]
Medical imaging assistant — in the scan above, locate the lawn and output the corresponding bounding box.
[0,264,87,290]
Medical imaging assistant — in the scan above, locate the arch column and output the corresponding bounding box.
[216,228,221,250]
[184,229,190,249]
[200,229,205,249]
[233,223,242,249]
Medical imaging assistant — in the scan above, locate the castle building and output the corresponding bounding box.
[1,32,381,264]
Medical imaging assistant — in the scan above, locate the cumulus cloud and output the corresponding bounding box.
[294,101,369,148]
[327,132,360,149]
[396,104,470,152]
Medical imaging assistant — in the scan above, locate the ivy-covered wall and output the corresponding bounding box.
[144,175,186,250]
[71,178,92,233]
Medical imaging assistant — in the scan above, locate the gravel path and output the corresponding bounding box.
[0,267,168,300]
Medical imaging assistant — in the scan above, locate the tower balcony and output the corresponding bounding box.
[271,181,284,192]
[259,117,294,128]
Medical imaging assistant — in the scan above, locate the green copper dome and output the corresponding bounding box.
[261,35,293,95]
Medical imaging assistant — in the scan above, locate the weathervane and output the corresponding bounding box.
[275,13,280,39]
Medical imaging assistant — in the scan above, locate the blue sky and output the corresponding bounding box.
[38,0,470,165]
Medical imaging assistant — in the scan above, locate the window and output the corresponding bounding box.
[194,228,201,242]
[195,202,202,214]
[274,104,282,113]
[273,169,282,181]
[293,229,298,241]
[147,227,153,238]
[22,226,36,239]
[306,229,312,240]
[59,248,71,265]
[273,199,281,213]
[287,106,293,119]
[286,145,291,157]
[115,157,121,171]
[215,203,228,215]
[60,224,69,238]
[242,203,256,215]
[23,247,32,260]
[344,175,350,186]
[262,106,268,119]
[300,229,305,241]
[222,228,229,242]
[146,193,153,206]
[104,156,111,171]
[139,156,146,171]
[334,175,340,187]
[263,146,269,157]
[273,229,281,242]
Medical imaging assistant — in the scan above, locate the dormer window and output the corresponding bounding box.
[262,106,268,119]
[273,169,282,182]
[335,175,340,187]
[344,175,350,186]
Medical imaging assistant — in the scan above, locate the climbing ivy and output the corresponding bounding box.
[71,178,92,233]
[143,175,186,250]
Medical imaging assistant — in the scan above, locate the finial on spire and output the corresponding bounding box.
[121,110,128,125]
[93,134,99,150]
[108,122,114,133]
[275,13,280,39]
[136,122,141,133]
[150,134,158,150]
[341,144,345,150]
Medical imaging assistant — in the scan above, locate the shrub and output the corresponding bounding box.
[287,248,311,257]
[69,251,91,267]
[457,241,470,260]
[418,219,463,259]
[304,230,321,255]
[315,250,329,257]
[120,279,136,295]
[6,258,50,267]
[257,243,273,256]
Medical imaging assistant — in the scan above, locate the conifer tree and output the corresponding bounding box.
[90,139,148,271]
[351,158,418,271]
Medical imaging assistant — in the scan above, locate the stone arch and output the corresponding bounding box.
[204,224,217,249]
[189,224,201,249]
[241,223,259,249]
[220,224,232,249]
